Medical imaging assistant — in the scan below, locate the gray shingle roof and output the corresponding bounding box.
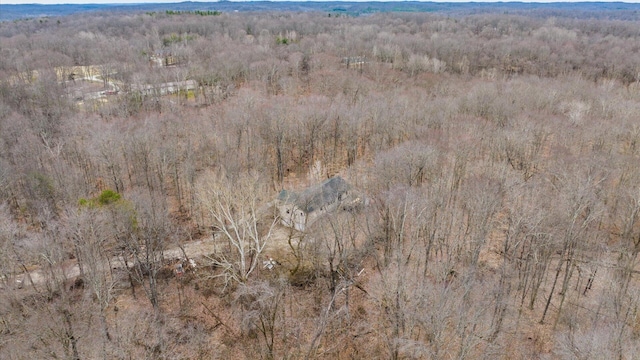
[279,176,350,214]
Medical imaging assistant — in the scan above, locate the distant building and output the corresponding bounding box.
[130,79,197,96]
[342,56,366,70]
[277,176,363,231]
[149,49,182,67]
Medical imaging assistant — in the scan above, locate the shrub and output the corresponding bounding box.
[79,189,122,207]
[97,189,121,205]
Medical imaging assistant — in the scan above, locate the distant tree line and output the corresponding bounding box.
[1,9,640,359]
[160,10,222,16]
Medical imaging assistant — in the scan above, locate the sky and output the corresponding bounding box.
[2,0,639,5]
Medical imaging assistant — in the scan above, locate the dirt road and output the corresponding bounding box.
[11,235,220,290]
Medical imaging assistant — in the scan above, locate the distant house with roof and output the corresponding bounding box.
[149,49,182,67]
[277,176,363,231]
[130,79,197,96]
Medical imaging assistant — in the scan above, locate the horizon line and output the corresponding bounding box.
[3,0,640,4]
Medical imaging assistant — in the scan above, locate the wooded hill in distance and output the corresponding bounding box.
[1,4,640,359]
[2,1,640,21]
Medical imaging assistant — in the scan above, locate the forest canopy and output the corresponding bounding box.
[1,6,640,359]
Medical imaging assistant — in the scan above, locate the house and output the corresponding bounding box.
[130,79,197,97]
[149,49,181,67]
[277,176,362,231]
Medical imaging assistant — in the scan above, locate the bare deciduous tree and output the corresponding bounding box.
[198,171,279,286]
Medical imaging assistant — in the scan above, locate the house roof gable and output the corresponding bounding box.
[279,176,350,214]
